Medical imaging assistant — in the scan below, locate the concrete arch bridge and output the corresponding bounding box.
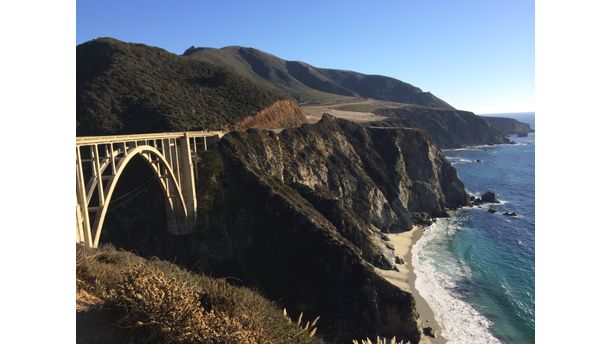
[76,131,224,248]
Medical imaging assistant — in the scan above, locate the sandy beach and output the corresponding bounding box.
[375,226,447,344]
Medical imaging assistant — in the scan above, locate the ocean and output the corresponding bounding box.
[413,113,535,343]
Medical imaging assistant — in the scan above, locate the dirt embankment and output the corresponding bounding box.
[234,99,308,131]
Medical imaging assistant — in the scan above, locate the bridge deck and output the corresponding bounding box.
[76,131,225,146]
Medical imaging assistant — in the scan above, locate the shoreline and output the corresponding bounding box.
[375,226,447,344]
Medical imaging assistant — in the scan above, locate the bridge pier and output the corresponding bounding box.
[178,135,197,229]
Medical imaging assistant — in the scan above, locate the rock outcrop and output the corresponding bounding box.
[481,116,534,136]
[370,107,511,148]
[189,114,468,342]
[481,191,500,203]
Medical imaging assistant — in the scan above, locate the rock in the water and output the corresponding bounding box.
[423,326,436,338]
[475,159,482,163]
[488,207,497,214]
[503,211,518,217]
[412,212,433,226]
[481,191,500,203]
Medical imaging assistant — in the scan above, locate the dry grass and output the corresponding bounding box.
[283,308,320,338]
[233,99,307,131]
[77,244,322,344]
[352,337,410,344]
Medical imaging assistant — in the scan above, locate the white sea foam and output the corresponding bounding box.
[443,148,484,152]
[413,218,502,344]
[447,156,475,165]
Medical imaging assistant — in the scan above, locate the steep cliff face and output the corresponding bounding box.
[371,107,511,148]
[190,115,468,342]
[481,116,534,135]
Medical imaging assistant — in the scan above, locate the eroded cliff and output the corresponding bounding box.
[190,115,468,342]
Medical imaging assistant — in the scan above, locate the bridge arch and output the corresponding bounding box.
[76,131,223,248]
[90,145,188,248]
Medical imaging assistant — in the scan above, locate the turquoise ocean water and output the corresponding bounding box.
[413,113,535,343]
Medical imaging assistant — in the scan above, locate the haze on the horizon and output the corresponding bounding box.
[77,0,534,114]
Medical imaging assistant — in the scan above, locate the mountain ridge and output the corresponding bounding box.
[184,45,454,109]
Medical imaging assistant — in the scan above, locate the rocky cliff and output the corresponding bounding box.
[481,116,534,135]
[370,107,511,148]
[189,115,468,342]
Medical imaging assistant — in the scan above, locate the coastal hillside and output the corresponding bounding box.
[183,46,454,109]
[77,245,322,344]
[481,116,534,135]
[370,107,511,148]
[76,38,306,135]
[101,115,468,342]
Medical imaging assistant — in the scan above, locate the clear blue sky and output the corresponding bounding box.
[77,0,533,113]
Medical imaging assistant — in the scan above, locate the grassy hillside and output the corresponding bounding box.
[77,38,299,135]
[184,46,453,109]
[77,245,323,344]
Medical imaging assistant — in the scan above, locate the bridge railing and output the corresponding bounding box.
[76,130,225,145]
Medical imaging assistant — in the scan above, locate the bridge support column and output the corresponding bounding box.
[178,134,198,229]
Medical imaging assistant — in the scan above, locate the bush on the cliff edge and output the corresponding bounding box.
[109,267,264,344]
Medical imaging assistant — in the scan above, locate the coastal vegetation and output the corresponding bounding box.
[76,244,322,344]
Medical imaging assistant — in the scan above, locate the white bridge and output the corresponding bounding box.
[76,131,224,248]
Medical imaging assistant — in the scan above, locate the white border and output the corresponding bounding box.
[0,0,75,342]
[537,0,612,342]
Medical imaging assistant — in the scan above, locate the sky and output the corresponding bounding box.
[77,0,534,114]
